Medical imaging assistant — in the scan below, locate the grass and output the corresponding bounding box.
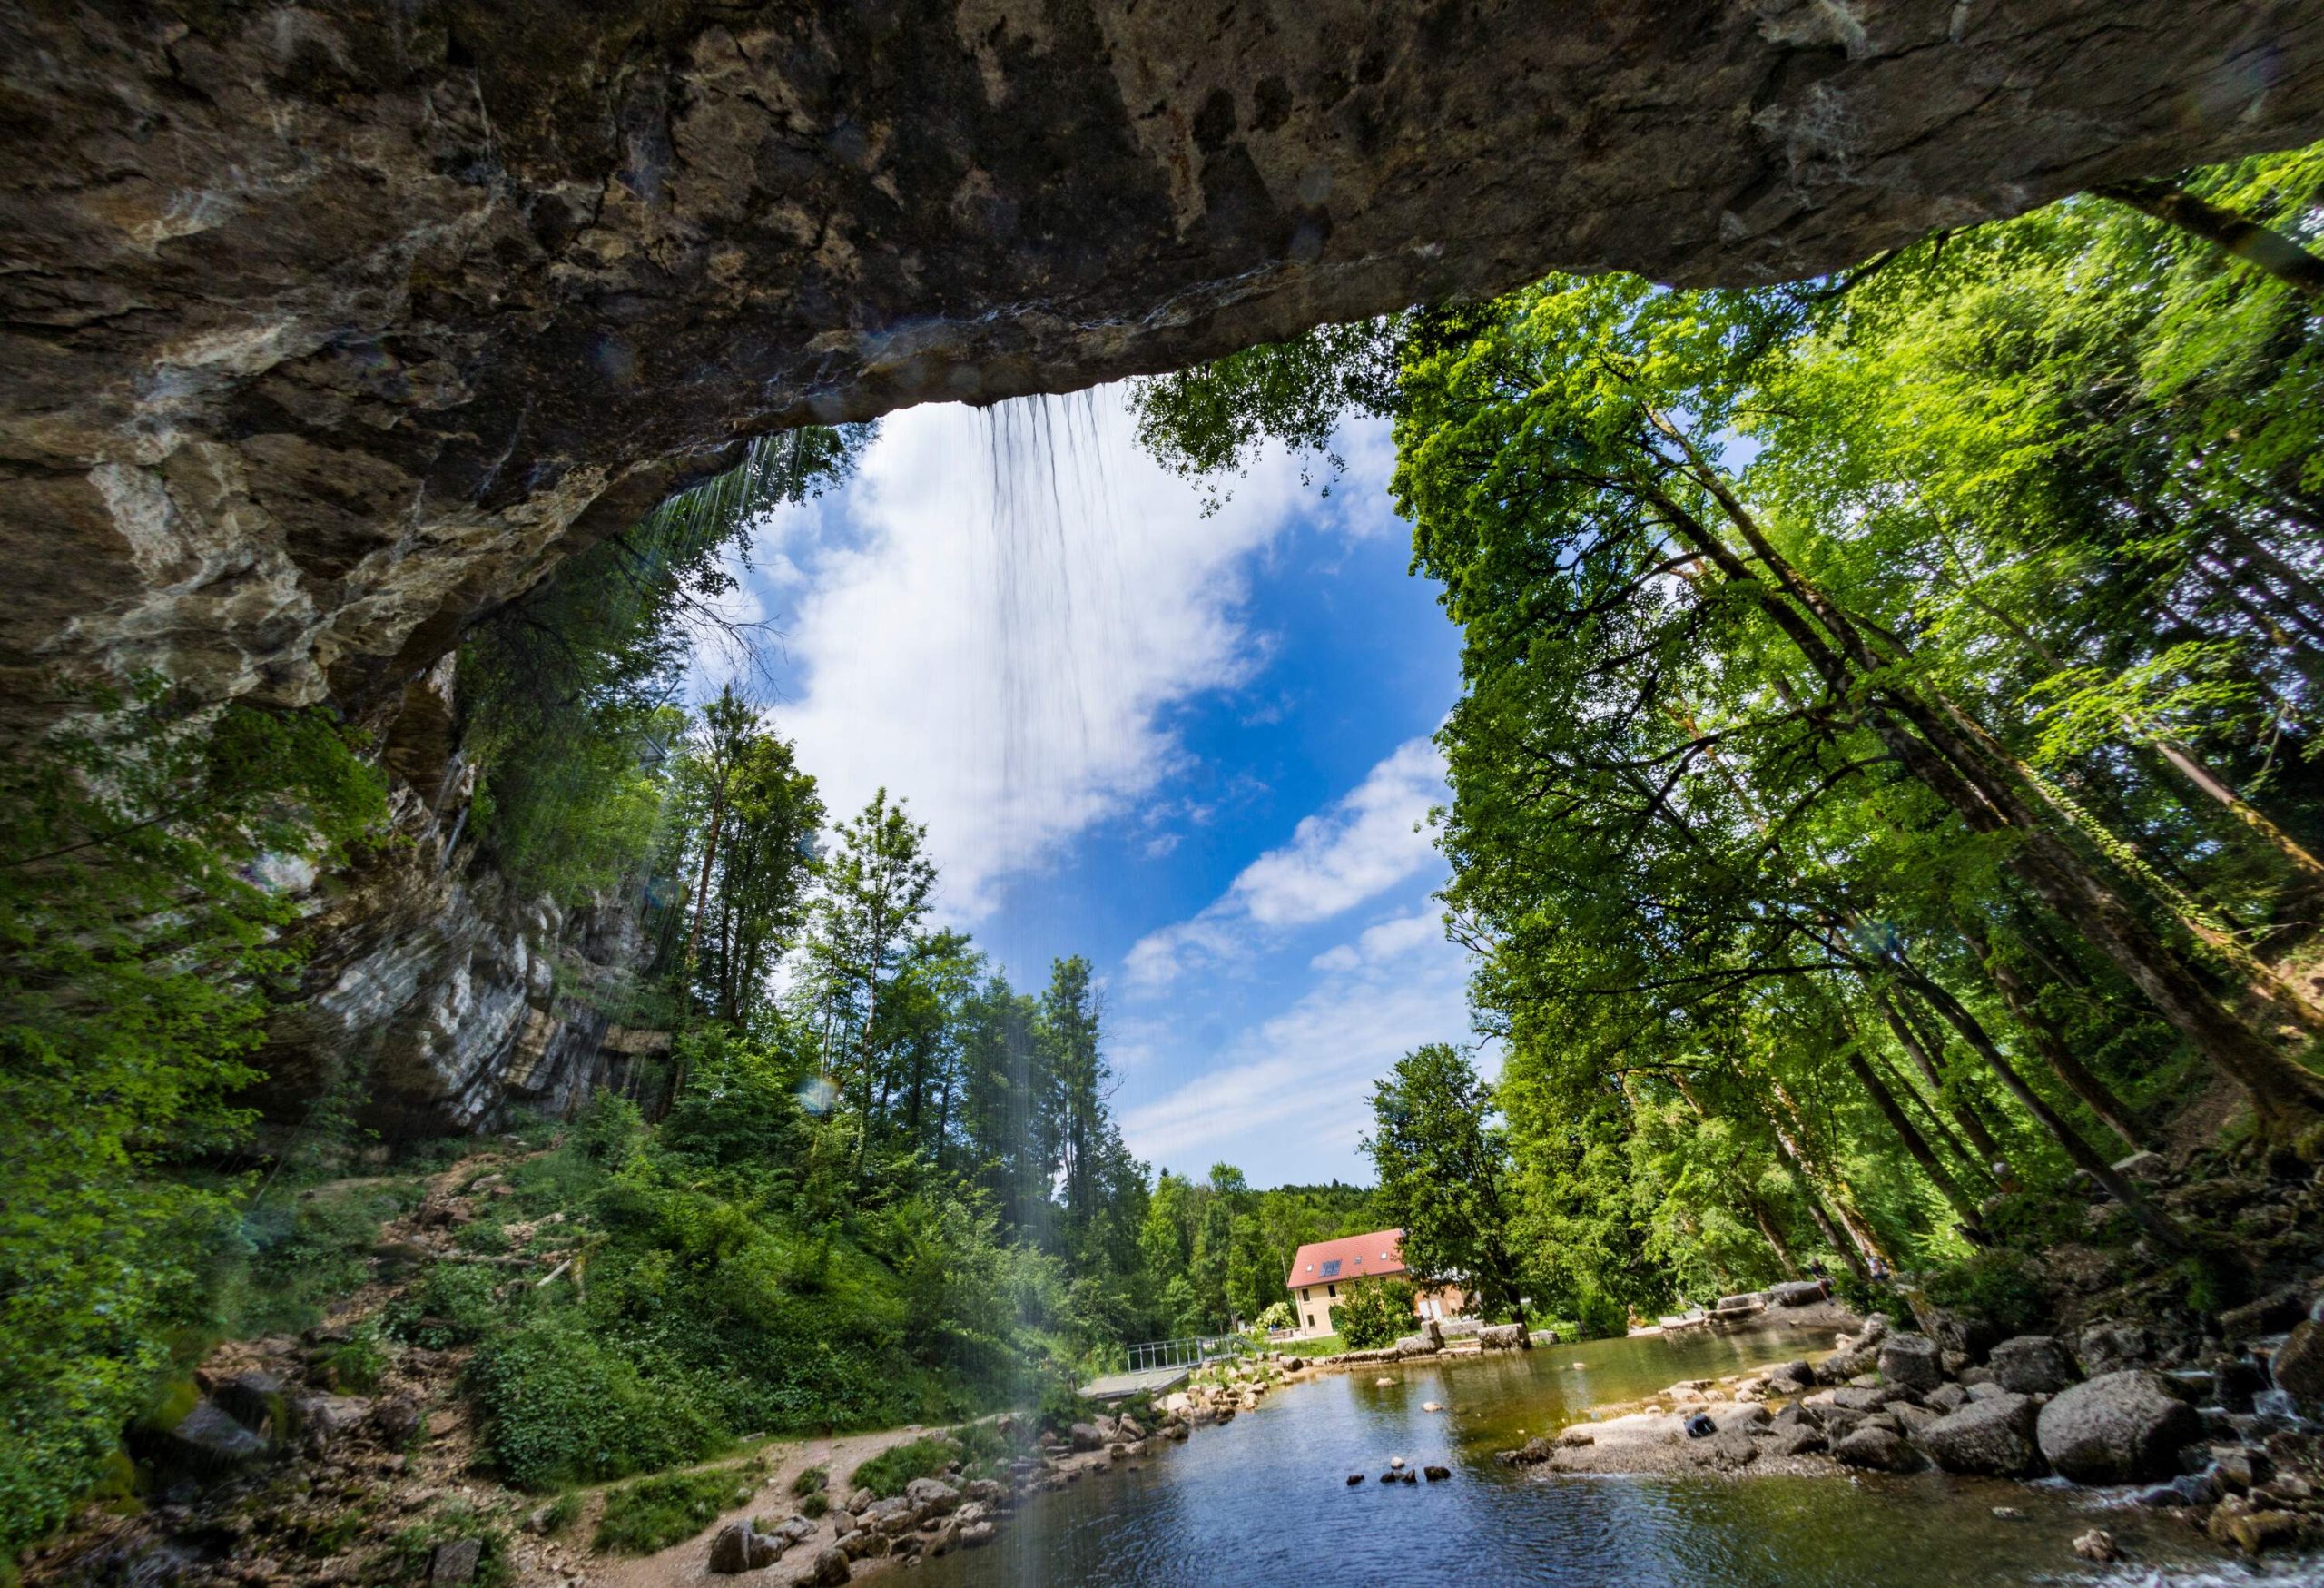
[851,1435,962,1498]
[593,1457,767,1554]
[1271,1333,1344,1357]
[386,1500,513,1587]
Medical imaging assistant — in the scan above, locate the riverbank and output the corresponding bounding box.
[1505,1307,2324,1566]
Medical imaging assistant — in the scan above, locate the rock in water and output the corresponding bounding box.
[2072,1528,2117,1563]
[1987,1336,2077,1396]
[1423,1465,1451,1482]
[1876,1333,1943,1392]
[1917,1393,2043,1477]
[1346,1474,1364,1485]
[2037,1371,2203,1484]
[1832,1426,1917,1472]
[2270,1319,2324,1403]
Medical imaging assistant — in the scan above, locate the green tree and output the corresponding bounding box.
[1333,1279,1417,1350]
[1366,1046,1532,1334]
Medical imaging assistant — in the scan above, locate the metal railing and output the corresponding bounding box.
[1116,1333,1255,1376]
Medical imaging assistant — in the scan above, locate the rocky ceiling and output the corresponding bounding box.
[4,0,2319,730]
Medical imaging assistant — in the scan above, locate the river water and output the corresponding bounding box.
[916,1324,2290,1588]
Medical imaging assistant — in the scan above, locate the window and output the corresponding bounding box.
[1318,1258,1343,1278]
[1300,1287,1309,1301]
[1305,1313,1315,1328]
[1327,1283,1336,1298]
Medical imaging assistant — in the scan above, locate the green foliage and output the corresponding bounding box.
[385,1500,513,1587]
[593,1457,766,1554]
[468,1312,726,1490]
[791,1464,829,1496]
[1333,1279,1417,1350]
[1366,1045,1531,1322]
[0,686,385,1556]
[462,427,867,907]
[1919,1251,2050,1337]
[851,1435,961,1498]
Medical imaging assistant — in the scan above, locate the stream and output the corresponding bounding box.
[915,1324,2286,1587]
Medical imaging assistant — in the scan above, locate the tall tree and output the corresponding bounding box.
[1366,1045,1533,1337]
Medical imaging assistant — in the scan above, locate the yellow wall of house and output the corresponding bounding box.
[1287,1275,1467,1336]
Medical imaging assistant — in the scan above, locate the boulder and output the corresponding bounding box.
[1068,1422,1104,1452]
[1704,1428,1758,1468]
[2036,1371,2203,1484]
[866,1498,919,1535]
[772,1515,818,1544]
[2270,1319,2324,1403]
[1116,1415,1146,1442]
[1766,1425,1827,1457]
[840,1531,888,1562]
[808,1545,853,1585]
[143,1398,270,1475]
[846,1488,876,1514]
[1832,1425,1917,1471]
[904,1476,961,1515]
[2209,1496,2306,1554]
[1877,1333,1943,1392]
[1423,1465,1451,1482]
[1916,1392,2043,1477]
[2076,1322,2152,1376]
[1769,1280,1828,1307]
[213,1370,288,1435]
[708,1524,781,1573]
[430,1539,483,1584]
[1480,1324,1529,1351]
[1988,1336,2077,1396]
[1924,1383,1969,1415]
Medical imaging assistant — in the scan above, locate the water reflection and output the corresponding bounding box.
[914,1326,2252,1588]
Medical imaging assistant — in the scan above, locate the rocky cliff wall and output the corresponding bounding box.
[4,0,2320,735]
[257,658,651,1138]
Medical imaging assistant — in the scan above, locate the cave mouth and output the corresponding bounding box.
[10,6,2324,1577]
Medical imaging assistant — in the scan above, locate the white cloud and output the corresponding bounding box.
[733,386,1394,918]
[1309,905,1443,972]
[1118,939,1473,1172]
[1124,736,1446,990]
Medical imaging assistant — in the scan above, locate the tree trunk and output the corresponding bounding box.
[1880,992,2007,1168]
[1907,973,2190,1252]
[1961,923,2150,1151]
[1844,1045,1985,1231]
[1874,1047,1987,1181]
[2095,178,2324,301]
[1640,452,2324,1142]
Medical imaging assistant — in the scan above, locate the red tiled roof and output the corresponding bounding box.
[1285,1228,1408,1291]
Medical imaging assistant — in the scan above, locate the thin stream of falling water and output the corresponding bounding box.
[973,393,1128,1588]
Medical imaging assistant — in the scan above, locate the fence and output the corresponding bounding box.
[1115,1333,1256,1376]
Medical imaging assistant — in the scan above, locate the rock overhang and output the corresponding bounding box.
[2,0,2320,726]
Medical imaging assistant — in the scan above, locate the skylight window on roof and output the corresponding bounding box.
[1318,1258,1342,1277]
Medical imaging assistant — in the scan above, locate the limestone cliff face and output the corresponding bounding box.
[258,660,649,1137]
[3,0,2319,730]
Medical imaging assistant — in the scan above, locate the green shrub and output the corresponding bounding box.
[388,1261,507,1348]
[852,1436,960,1498]
[1920,1250,2051,1337]
[468,1314,724,1490]
[791,1464,828,1496]
[1334,1280,1416,1350]
[1573,1289,1631,1342]
[593,1457,765,1554]
[385,1500,512,1587]
[798,1492,829,1519]
[316,1326,387,1394]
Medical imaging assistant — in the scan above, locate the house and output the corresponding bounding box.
[1283,1228,1467,1336]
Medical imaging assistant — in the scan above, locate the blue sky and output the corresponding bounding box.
[717,385,1475,1187]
